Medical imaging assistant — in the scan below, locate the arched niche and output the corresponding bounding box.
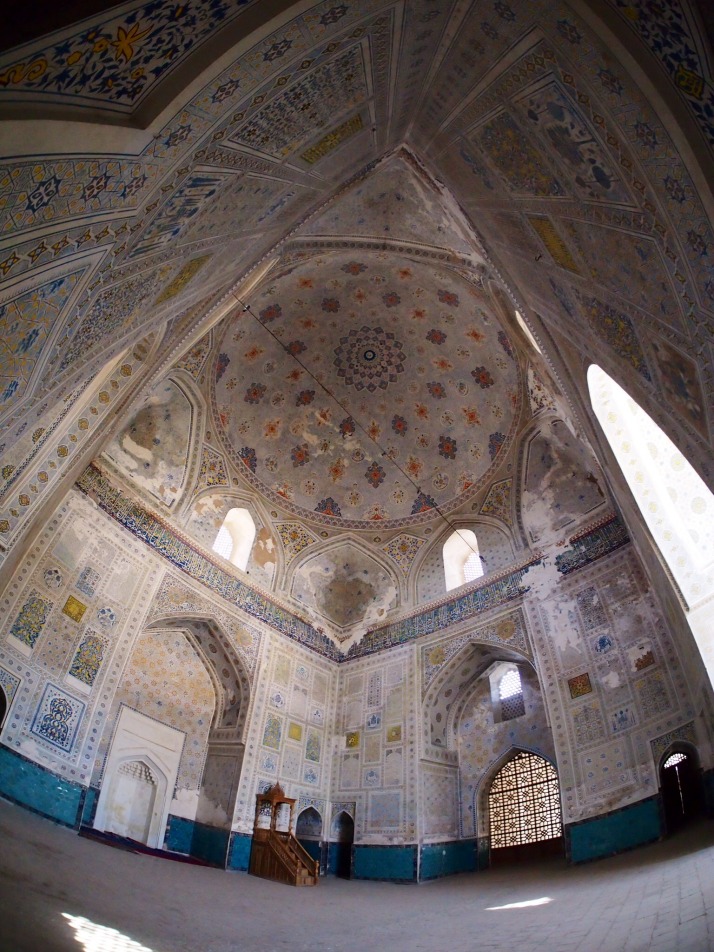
[482,748,562,862]
[416,519,516,603]
[182,490,279,589]
[289,538,400,635]
[422,640,533,752]
[519,416,607,545]
[329,810,354,879]
[145,616,251,831]
[94,708,183,849]
[102,374,203,510]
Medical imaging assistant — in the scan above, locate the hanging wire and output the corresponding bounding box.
[231,293,485,563]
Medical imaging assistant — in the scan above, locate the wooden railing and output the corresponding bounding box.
[249,828,319,886]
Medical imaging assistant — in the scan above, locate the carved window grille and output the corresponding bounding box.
[488,752,562,848]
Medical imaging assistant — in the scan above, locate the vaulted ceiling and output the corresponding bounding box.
[0,0,711,622]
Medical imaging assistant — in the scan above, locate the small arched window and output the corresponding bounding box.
[443,529,484,591]
[211,507,256,571]
[498,667,525,721]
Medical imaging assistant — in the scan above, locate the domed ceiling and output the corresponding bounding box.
[212,252,521,528]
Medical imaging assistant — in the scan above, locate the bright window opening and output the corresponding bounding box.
[211,507,256,571]
[515,310,542,354]
[499,669,522,700]
[664,752,687,769]
[443,529,484,591]
[488,752,562,848]
[588,365,714,686]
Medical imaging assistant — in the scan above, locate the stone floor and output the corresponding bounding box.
[1,800,713,952]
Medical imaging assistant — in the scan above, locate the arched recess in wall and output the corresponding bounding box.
[588,365,714,686]
[102,372,205,512]
[330,810,354,879]
[658,741,704,833]
[518,415,607,546]
[422,632,556,848]
[480,749,562,862]
[145,616,252,831]
[416,518,516,604]
[0,685,7,730]
[182,489,280,589]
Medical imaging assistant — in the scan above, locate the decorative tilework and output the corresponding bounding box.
[301,113,365,164]
[382,534,426,577]
[8,591,51,649]
[197,446,229,491]
[306,729,321,763]
[635,670,670,720]
[568,673,592,699]
[0,0,258,113]
[576,292,651,381]
[650,721,696,765]
[479,479,512,524]
[288,721,303,742]
[229,47,368,158]
[75,566,100,597]
[528,217,580,272]
[386,725,401,743]
[0,271,82,412]
[62,596,86,623]
[262,714,283,750]
[368,791,401,830]
[276,522,317,563]
[154,256,212,305]
[346,731,360,748]
[68,631,108,687]
[0,666,21,704]
[573,702,606,747]
[555,516,630,574]
[30,683,85,752]
[176,333,212,380]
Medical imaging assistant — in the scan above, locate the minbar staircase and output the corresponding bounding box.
[248,782,319,887]
[249,828,318,886]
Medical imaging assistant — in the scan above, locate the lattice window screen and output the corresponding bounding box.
[488,752,562,848]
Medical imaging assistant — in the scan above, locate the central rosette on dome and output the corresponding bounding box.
[212,252,520,527]
[333,325,406,392]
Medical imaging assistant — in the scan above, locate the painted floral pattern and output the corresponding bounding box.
[213,254,519,526]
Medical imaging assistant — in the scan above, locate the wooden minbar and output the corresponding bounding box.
[248,782,318,886]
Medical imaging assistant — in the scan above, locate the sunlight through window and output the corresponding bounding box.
[63,914,155,952]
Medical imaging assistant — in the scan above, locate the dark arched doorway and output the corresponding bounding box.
[0,687,7,729]
[660,748,704,833]
[296,806,323,869]
[330,811,354,878]
[488,750,563,865]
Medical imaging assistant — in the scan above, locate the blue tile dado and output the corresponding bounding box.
[0,743,84,827]
[164,814,194,854]
[566,796,662,863]
[164,815,230,866]
[227,831,253,871]
[419,839,477,880]
[353,844,418,882]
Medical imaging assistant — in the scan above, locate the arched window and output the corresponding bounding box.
[443,529,484,591]
[588,365,714,684]
[499,669,524,720]
[488,663,525,722]
[211,507,256,571]
[488,751,562,848]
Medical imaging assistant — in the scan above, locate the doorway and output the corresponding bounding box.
[330,811,354,878]
[660,749,703,833]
